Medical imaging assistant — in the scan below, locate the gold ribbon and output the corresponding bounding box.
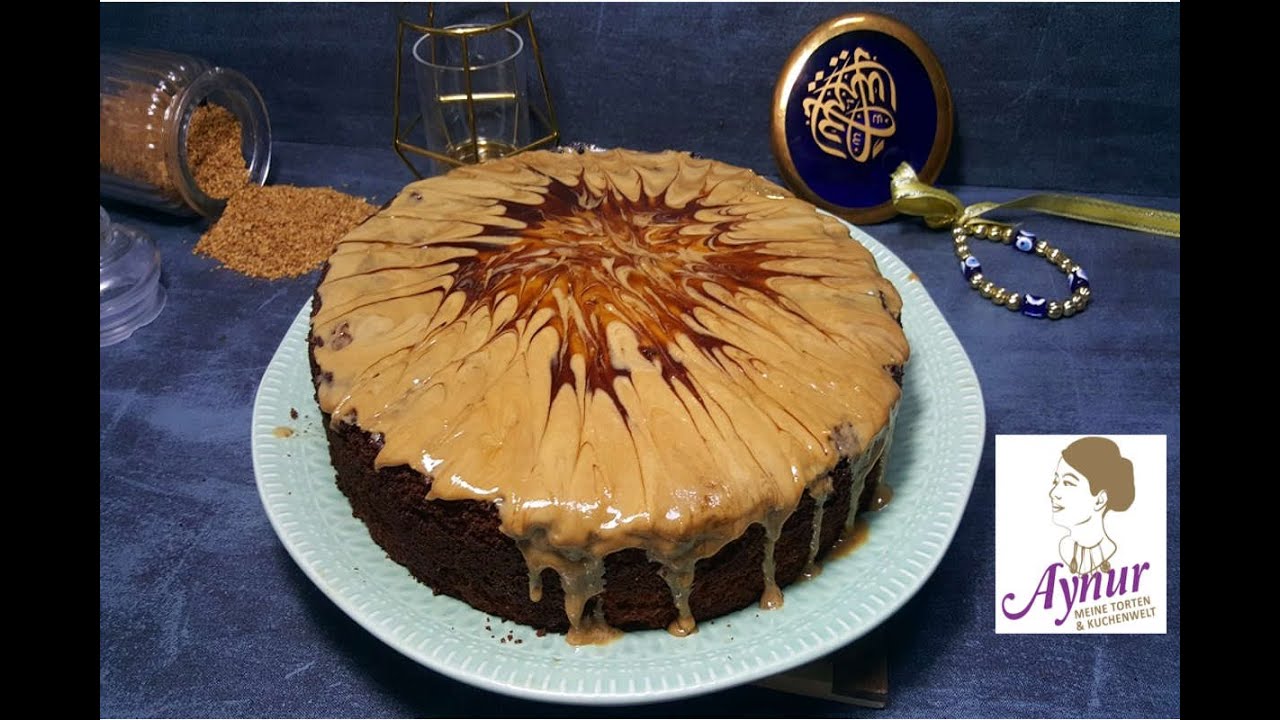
[889,163,1180,238]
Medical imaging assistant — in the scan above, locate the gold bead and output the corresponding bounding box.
[954,243,970,258]
[980,281,996,298]
[969,272,985,288]
[1006,292,1022,310]
[954,234,969,246]
[1035,241,1049,256]
[953,226,968,240]
[1077,286,1091,302]
[1047,247,1062,263]
[992,288,1009,304]
[971,223,988,238]
[1058,257,1073,272]
[1063,299,1077,317]
[998,226,1015,243]
[1048,301,1064,319]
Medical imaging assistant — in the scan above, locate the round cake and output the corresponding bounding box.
[309,148,909,644]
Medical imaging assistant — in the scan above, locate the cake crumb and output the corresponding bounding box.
[194,185,377,279]
[273,426,294,438]
[907,272,919,282]
[290,408,299,419]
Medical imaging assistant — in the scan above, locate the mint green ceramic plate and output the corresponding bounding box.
[252,220,984,704]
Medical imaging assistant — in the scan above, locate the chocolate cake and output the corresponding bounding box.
[309,148,908,644]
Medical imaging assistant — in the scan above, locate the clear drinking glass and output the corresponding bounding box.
[413,25,529,173]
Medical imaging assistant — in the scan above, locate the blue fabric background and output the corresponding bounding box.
[99,2,1180,196]
[99,4,1180,717]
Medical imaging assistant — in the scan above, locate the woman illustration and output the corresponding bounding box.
[1048,437,1135,575]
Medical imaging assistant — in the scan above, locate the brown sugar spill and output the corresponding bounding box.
[195,185,377,279]
[186,104,248,199]
[185,105,377,279]
[102,90,375,278]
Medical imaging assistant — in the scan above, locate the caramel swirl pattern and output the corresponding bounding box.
[311,149,909,641]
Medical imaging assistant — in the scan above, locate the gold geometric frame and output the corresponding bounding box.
[393,3,560,178]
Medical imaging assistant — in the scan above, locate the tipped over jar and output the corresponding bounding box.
[100,48,272,217]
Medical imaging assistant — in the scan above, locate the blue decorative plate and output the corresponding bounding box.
[772,14,953,223]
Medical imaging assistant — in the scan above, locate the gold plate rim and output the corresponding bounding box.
[771,12,954,225]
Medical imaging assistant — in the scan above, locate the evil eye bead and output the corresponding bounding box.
[1014,230,1037,253]
[958,225,1085,321]
[1021,294,1048,318]
[1069,267,1090,292]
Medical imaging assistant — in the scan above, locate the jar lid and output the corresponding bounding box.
[100,207,166,347]
[771,13,953,224]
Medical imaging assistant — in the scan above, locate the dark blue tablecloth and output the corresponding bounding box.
[99,141,1179,718]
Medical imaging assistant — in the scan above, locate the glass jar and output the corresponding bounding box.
[100,48,272,217]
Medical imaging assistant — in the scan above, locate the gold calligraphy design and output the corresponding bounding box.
[802,48,897,163]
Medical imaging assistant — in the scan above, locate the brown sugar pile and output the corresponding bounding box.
[186,104,248,199]
[194,185,377,279]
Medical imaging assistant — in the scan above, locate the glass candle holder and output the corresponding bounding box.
[412,24,530,174]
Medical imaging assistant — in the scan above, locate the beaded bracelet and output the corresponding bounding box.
[954,224,1091,319]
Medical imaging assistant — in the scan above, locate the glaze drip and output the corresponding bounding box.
[311,149,908,641]
[804,474,835,578]
[759,508,788,610]
[657,559,699,636]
